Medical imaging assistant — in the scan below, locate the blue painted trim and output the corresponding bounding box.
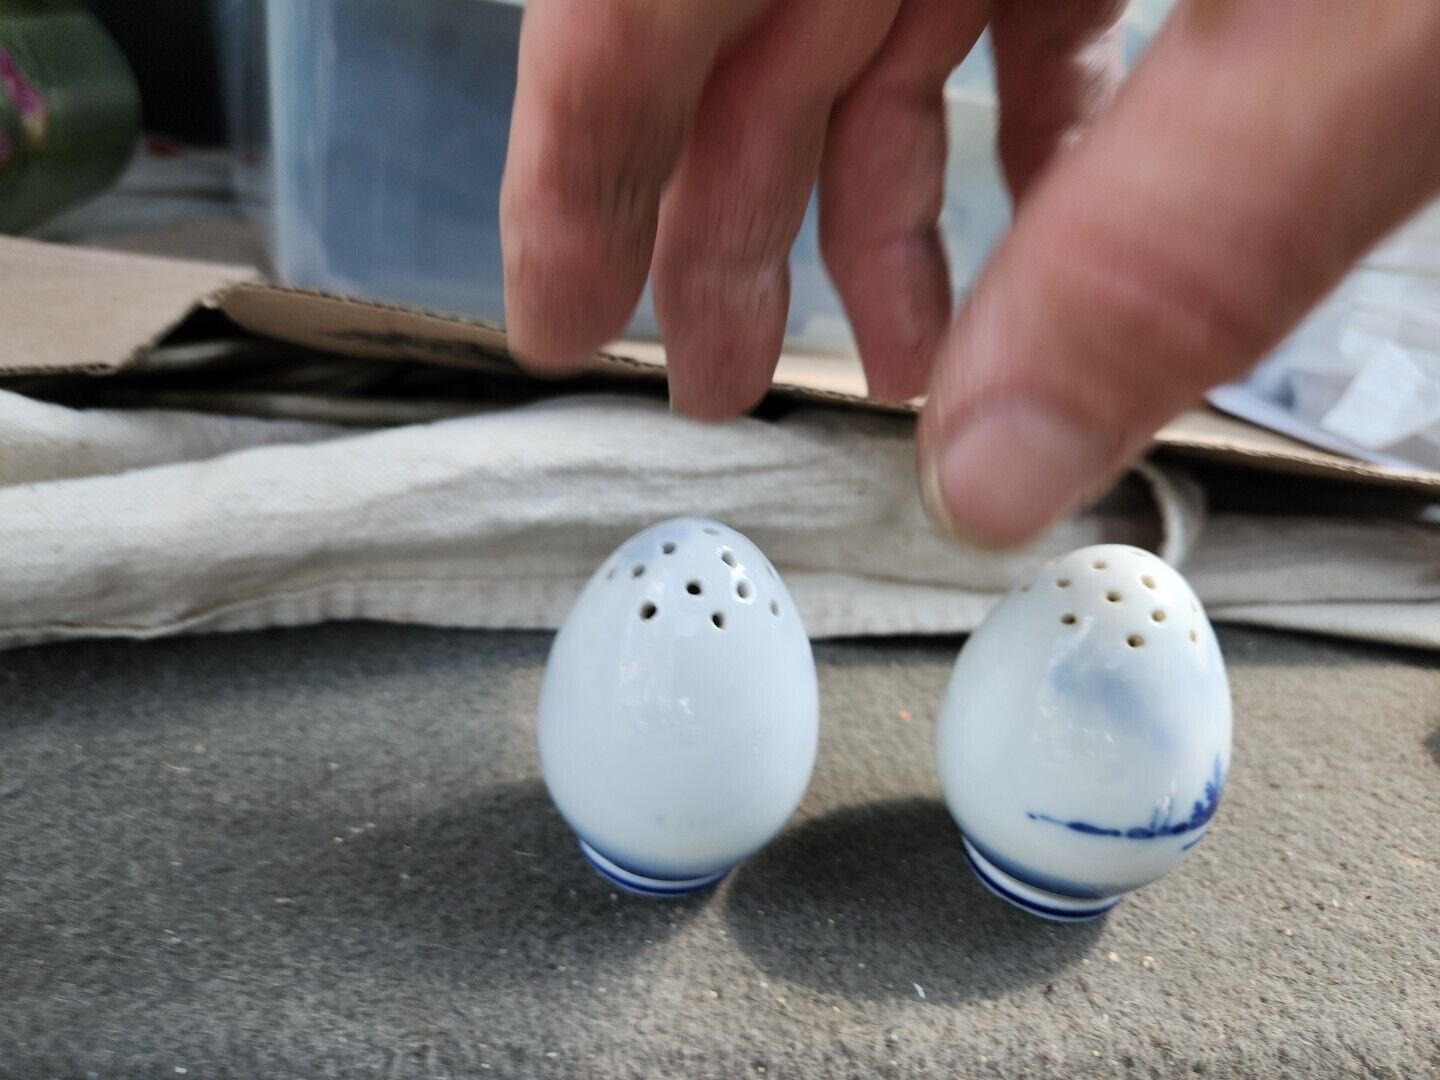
[962,833,1117,900]
[963,844,1117,922]
[577,839,727,899]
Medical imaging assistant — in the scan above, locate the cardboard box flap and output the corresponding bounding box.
[216,281,1440,496]
[216,281,521,377]
[214,281,907,412]
[1154,409,1440,491]
[0,235,257,376]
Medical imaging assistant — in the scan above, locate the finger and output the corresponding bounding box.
[989,0,1126,199]
[819,0,991,403]
[657,0,904,419]
[500,0,773,373]
[919,0,1440,549]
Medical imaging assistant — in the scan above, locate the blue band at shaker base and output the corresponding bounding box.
[578,838,729,899]
[962,838,1120,923]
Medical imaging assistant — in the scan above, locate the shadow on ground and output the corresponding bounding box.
[256,778,709,991]
[723,798,1102,1003]
[272,788,1101,1007]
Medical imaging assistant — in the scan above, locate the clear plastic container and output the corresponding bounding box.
[210,0,269,222]
[264,0,1165,353]
[267,0,523,330]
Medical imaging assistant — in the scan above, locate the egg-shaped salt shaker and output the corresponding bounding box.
[538,517,818,897]
[935,544,1231,921]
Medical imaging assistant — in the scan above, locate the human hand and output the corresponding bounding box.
[500,0,1440,547]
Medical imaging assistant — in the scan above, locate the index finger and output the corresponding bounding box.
[500,0,773,372]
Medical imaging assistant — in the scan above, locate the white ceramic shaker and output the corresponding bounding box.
[538,518,818,897]
[936,544,1232,920]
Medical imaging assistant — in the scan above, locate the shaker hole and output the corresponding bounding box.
[632,565,645,578]
[711,612,725,630]
[1106,590,1123,603]
[662,542,677,555]
[702,527,721,536]
[1093,560,1108,570]
[1189,629,1199,643]
[1056,578,1071,589]
[1127,634,1145,648]
[1060,613,1078,626]
[1141,575,1156,590]
[720,549,738,568]
[736,580,753,600]
[639,602,657,621]
[1151,609,1167,623]
[686,581,703,596]
[770,600,781,617]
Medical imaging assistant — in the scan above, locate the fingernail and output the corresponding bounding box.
[923,399,1114,549]
[919,448,964,543]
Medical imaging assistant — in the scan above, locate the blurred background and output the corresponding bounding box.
[22,0,1177,352]
[83,0,226,144]
[5,0,1438,469]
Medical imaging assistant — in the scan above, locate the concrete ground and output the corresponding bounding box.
[1,624,1436,1078]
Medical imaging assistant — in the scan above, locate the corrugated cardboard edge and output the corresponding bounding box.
[3,235,1435,497]
[214,281,907,415]
[1152,409,1440,490]
[0,235,257,376]
[215,281,1440,497]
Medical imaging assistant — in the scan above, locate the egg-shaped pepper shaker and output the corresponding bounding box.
[538,518,818,897]
[936,544,1232,921]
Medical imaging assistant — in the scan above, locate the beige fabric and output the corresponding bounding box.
[0,389,337,485]
[1188,512,1440,650]
[0,389,1433,651]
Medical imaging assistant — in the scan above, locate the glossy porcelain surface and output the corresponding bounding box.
[936,545,1231,918]
[538,518,818,890]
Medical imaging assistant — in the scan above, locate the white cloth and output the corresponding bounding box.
[0,390,1435,651]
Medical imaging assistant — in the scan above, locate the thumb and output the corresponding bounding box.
[919,0,1440,549]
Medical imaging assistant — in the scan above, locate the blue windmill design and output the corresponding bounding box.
[1027,756,1225,846]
